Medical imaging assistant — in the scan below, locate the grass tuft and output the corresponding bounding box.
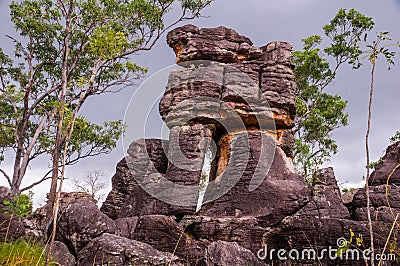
[0,239,55,266]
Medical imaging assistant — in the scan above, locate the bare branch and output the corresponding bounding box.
[5,35,30,60]
[0,168,11,187]
[20,169,52,193]
[28,84,62,117]
[71,169,107,201]
[19,109,55,179]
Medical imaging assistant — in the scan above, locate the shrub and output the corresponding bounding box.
[1,193,33,218]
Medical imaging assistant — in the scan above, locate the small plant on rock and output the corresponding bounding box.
[1,192,33,218]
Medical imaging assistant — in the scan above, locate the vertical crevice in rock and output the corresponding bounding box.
[196,146,213,212]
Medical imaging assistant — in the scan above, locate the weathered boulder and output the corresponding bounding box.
[0,212,25,241]
[369,141,400,186]
[354,206,399,223]
[341,188,359,205]
[33,191,97,232]
[131,215,186,254]
[352,184,400,222]
[114,216,139,239]
[206,240,269,266]
[267,168,352,248]
[353,184,400,210]
[167,25,262,64]
[77,233,185,266]
[347,143,400,225]
[22,217,43,239]
[51,241,76,266]
[57,199,116,254]
[181,215,268,253]
[131,215,207,264]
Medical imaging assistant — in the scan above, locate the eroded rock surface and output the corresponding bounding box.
[57,199,117,254]
[201,134,309,227]
[369,142,400,186]
[167,25,262,64]
[101,139,176,218]
[76,233,184,266]
[51,241,76,266]
[206,241,269,266]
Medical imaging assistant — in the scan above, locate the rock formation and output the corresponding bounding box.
[47,25,400,265]
[352,142,400,223]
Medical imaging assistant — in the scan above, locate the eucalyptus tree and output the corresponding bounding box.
[293,9,374,179]
[0,0,211,204]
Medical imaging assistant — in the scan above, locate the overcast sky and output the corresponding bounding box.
[1,0,399,206]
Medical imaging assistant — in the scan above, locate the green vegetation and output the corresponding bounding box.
[293,9,374,179]
[1,192,33,218]
[0,240,54,265]
[293,9,399,181]
[390,131,400,144]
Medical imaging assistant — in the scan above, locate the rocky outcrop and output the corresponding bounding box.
[51,25,400,266]
[180,215,268,253]
[101,139,175,218]
[297,167,350,220]
[33,191,97,232]
[352,185,400,221]
[261,168,396,265]
[351,142,400,224]
[369,142,400,186]
[51,241,76,266]
[206,241,269,266]
[57,199,117,254]
[76,233,185,266]
[264,168,353,249]
[164,24,296,138]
